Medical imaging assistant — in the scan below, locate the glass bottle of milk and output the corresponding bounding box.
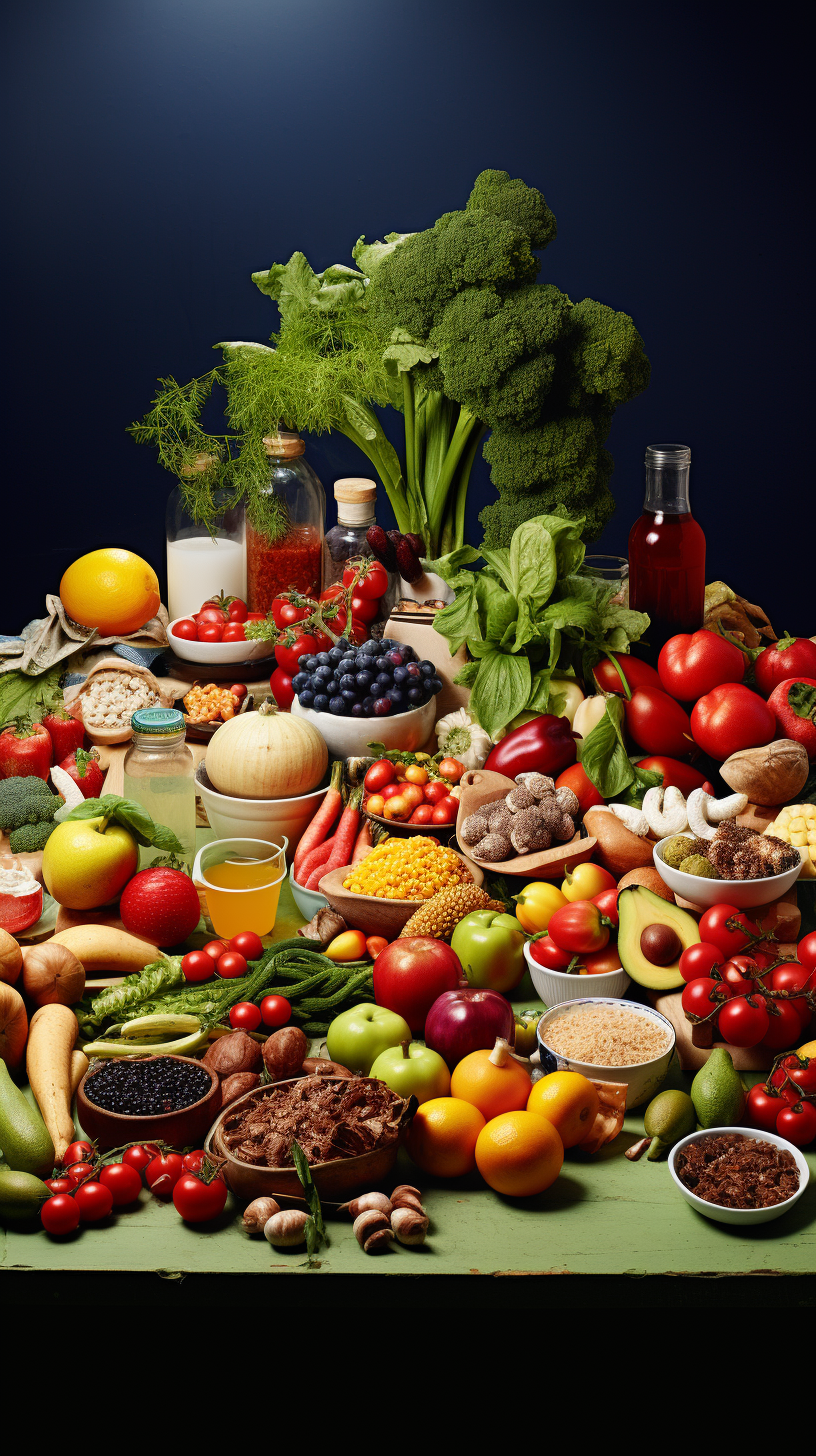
[165,457,246,621]
[123,708,196,869]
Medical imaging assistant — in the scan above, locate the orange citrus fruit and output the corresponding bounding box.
[450,1040,532,1120]
[405,1097,485,1177]
[60,548,160,637]
[527,1070,600,1149]
[475,1111,563,1196]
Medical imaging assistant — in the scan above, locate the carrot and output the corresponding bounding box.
[294,834,336,885]
[26,1003,78,1162]
[293,759,344,880]
[351,819,374,865]
[321,788,363,877]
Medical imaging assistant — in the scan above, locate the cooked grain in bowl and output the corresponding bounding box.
[544,1003,672,1066]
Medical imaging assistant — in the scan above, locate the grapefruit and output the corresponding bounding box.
[60,548,160,637]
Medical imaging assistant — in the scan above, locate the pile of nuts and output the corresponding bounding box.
[459,773,580,861]
[345,1183,430,1253]
[78,666,162,736]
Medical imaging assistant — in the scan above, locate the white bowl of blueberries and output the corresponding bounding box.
[289,635,442,756]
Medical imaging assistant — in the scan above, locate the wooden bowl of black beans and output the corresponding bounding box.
[77,1055,221,1150]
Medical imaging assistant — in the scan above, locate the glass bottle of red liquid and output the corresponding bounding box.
[628,444,706,661]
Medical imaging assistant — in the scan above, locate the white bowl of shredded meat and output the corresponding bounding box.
[536,997,676,1108]
[668,1127,809,1225]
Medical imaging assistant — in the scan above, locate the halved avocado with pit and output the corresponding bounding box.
[617,884,700,991]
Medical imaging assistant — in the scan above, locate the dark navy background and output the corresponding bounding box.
[2,0,811,631]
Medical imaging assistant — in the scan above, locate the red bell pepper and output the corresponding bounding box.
[754,634,816,697]
[41,705,85,763]
[0,719,53,780]
[484,714,578,780]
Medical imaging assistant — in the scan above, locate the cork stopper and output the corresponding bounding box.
[262,432,305,459]
[334,478,377,505]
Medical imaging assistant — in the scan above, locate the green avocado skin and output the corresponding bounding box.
[691,1048,745,1128]
[0,1167,51,1221]
[0,1059,55,1178]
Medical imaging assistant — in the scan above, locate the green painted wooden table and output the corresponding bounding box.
[3,866,815,1306]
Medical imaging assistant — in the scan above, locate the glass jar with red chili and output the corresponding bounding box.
[246,434,325,613]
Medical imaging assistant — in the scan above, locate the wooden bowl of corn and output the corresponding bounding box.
[318,837,483,939]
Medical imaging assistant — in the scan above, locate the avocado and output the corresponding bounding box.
[617,884,700,991]
[643,1089,697,1159]
[0,1167,51,1223]
[691,1048,745,1128]
[0,1059,55,1178]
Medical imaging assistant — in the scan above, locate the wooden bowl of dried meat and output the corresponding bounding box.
[204,1074,416,1201]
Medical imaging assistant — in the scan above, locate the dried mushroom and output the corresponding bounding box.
[510,807,553,854]
[471,831,513,862]
[218,1076,412,1168]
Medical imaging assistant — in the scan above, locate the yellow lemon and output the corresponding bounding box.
[60,548,160,637]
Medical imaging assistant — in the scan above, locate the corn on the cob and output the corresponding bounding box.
[399,884,506,940]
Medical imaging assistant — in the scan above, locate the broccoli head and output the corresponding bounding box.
[481,418,616,546]
[8,819,58,853]
[0,776,63,831]
[466,169,557,251]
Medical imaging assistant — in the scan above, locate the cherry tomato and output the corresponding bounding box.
[366,936,389,959]
[45,1177,73,1195]
[203,939,230,960]
[98,1162,143,1205]
[197,604,228,623]
[182,949,215,982]
[245,611,267,622]
[590,888,619,928]
[797,931,816,973]
[746,1083,790,1133]
[554,761,605,814]
[776,1099,816,1147]
[182,1150,207,1173]
[769,1064,800,1101]
[230,683,248,701]
[122,1144,158,1177]
[717,995,770,1048]
[761,998,804,1052]
[260,994,291,1028]
[229,1001,262,1031]
[172,618,199,640]
[719,957,758,994]
[343,559,388,598]
[227,599,248,622]
[269,667,294,710]
[221,622,247,642]
[383,794,410,820]
[271,596,311,629]
[423,780,449,805]
[67,1161,95,1185]
[366,793,385,816]
[681,977,729,1018]
[630,756,715,798]
[275,632,318,676]
[787,1058,816,1095]
[198,622,224,643]
[431,796,459,824]
[577,946,624,975]
[529,936,573,971]
[364,760,396,792]
[227,930,264,961]
[381,781,405,801]
[398,782,425,811]
[350,594,379,624]
[592,653,663,695]
[145,1153,184,1197]
[217,950,248,979]
[173,1171,228,1222]
[63,1140,93,1167]
[697,904,756,959]
[770,962,816,1028]
[408,804,434,824]
[41,1193,80,1235]
[74,1180,114,1222]
[404,764,428,786]
[548,900,612,955]
[438,757,464,783]
[679,942,722,982]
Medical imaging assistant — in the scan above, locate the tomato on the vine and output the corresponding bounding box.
[271,595,311,629]
[145,1153,184,1197]
[679,942,722,983]
[697,904,756,959]
[197,604,228,625]
[761,998,804,1051]
[63,1140,93,1167]
[98,1162,143,1205]
[797,931,816,973]
[227,599,248,622]
[776,1100,816,1147]
[41,1194,80,1235]
[746,1083,790,1133]
[181,1150,207,1173]
[343,559,388,599]
[717,995,770,1048]
[681,977,729,1018]
[173,1171,228,1222]
[122,1144,158,1177]
[787,1057,816,1095]
[74,1180,114,1222]
[350,594,379,623]
[67,1161,95,1185]
[45,1177,73,1195]
[275,632,318,676]
[770,962,815,1029]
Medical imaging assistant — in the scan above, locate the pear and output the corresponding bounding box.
[691,1047,745,1129]
[643,1089,697,1160]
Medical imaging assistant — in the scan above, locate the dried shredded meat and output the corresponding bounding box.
[675,1133,799,1209]
[219,1076,411,1168]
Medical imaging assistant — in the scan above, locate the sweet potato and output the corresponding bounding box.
[220,1071,261,1109]
[0,982,28,1068]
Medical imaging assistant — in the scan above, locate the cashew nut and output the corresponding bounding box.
[609,803,650,837]
[686,787,749,840]
[642,785,689,837]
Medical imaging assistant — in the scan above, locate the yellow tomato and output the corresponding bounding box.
[404,764,429,785]
[560,862,617,902]
[797,1039,816,1059]
[513,881,567,934]
[325,929,368,961]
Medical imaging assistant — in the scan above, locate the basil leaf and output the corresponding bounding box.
[528,514,586,577]
[509,521,557,608]
[63,793,185,853]
[470,651,531,740]
[527,667,553,712]
[576,697,635,798]
[613,760,664,807]
[109,797,161,846]
[423,545,480,582]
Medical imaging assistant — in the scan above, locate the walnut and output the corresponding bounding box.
[471,831,513,861]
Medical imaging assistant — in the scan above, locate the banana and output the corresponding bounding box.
[48,924,165,976]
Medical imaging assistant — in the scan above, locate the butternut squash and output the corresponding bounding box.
[26,1004,79,1162]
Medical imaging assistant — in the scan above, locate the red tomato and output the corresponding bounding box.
[528,936,573,970]
[776,1099,816,1147]
[762,998,807,1051]
[350,595,379,623]
[271,595,311,629]
[245,612,266,622]
[182,949,215,982]
[423,780,449,805]
[770,962,815,1028]
[229,930,264,960]
[197,604,228,624]
[366,936,389,959]
[122,1144,158,1177]
[74,1180,114,1222]
[172,618,199,640]
[63,1140,93,1167]
[754,635,816,697]
[548,900,612,955]
[633,756,715,797]
[173,1171,228,1222]
[691,683,775,761]
[746,1083,790,1133]
[767,677,816,760]
[697,904,756,959]
[438,758,464,783]
[431,795,459,824]
[230,683,248,701]
[364,759,396,792]
[41,1193,80,1235]
[658,629,745,702]
[343,559,388,598]
[227,599,248,622]
[717,995,770,1048]
[45,1178,73,1195]
[182,1150,207,1173]
[679,941,722,982]
[198,621,224,643]
[681,977,729,1018]
[98,1162,143,1205]
[590,888,619,928]
[145,1153,184,1197]
[408,804,434,824]
[67,1161,95,1185]
[269,667,294,710]
[221,622,246,642]
[554,762,605,813]
[787,1058,816,1095]
[717,960,755,996]
[260,994,291,1027]
[381,781,405,801]
[275,632,318,676]
[797,931,816,973]
[373,937,462,1034]
[229,1001,262,1031]
[217,950,248,979]
[592,653,662,695]
[624,688,693,759]
[578,946,623,975]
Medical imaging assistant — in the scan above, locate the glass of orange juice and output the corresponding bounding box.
[192,837,288,938]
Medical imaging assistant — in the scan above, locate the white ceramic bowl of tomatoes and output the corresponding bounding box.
[169,597,276,664]
[362,755,464,837]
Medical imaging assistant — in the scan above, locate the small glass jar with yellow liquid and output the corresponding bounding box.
[123,707,196,868]
[192,837,288,938]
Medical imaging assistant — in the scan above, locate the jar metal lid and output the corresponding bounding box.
[262,432,305,459]
[131,707,185,735]
[645,443,691,466]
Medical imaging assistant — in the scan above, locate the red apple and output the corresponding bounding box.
[372,937,461,1035]
[424,986,516,1069]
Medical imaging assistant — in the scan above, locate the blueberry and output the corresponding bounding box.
[314,664,333,683]
[387,687,405,709]
[302,656,319,672]
[341,688,357,705]
[316,652,332,667]
[392,665,409,683]
[407,686,425,705]
[292,672,311,693]
[329,695,347,715]
[350,702,365,717]
[401,646,416,662]
[375,673,392,692]
[339,673,357,691]
[298,689,315,709]
[418,660,436,677]
[362,640,381,657]
[361,695,375,713]
[313,693,329,713]
[428,677,443,695]
[328,647,344,666]
[336,637,350,652]
[373,697,392,716]
[356,671,373,691]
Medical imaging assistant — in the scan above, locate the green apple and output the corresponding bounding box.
[368,1041,451,1105]
[42,816,138,910]
[326,1004,411,1075]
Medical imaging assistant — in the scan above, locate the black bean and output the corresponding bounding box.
[85,1057,211,1115]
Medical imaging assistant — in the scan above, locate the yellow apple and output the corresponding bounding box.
[42,817,138,909]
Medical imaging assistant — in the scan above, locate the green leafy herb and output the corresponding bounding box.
[76,957,183,1031]
[62,794,184,854]
[788,682,816,721]
[291,1139,327,1255]
[576,697,633,799]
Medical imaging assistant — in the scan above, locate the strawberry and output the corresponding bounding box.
[768,677,816,760]
[119,867,202,946]
[58,747,105,799]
